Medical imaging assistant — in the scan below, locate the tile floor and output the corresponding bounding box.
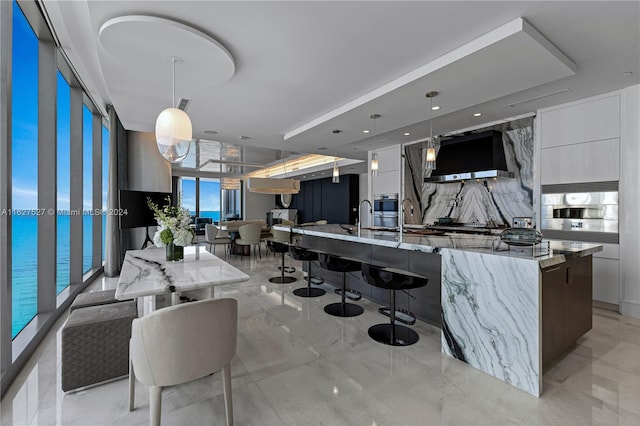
[1,250,640,426]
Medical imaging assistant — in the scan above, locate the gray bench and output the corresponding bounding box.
[69,289,126,313]
[62,300,138,392]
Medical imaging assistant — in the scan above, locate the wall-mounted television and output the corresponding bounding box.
[119,190,172,229]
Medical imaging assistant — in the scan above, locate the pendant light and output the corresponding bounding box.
[370,114,380,176]
[155,57,192,163]
[425,91,439,170]
[332,129,341,184]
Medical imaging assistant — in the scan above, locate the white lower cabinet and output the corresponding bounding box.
[593,256,620,306]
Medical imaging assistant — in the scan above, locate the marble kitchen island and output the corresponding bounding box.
[275,224,602,396]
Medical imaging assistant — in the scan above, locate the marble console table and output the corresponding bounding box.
[116,246,250,311]
[275,224,602,396]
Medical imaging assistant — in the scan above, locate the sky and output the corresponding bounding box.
[181,178,221,213]
[12,1,108,211]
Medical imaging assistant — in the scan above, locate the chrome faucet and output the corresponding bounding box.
[358,199,373,237]
[400,198,415,237]
[402,198,414,216]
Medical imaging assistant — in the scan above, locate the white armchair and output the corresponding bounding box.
[129,298,238,426]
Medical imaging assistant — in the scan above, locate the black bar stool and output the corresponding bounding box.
[267,229,297,284]
[319,254,363,317]
[290,246,326,298]
[361,264,428,346]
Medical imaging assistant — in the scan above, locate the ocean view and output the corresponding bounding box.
[11,213,222,338]
[11,215,104,338]
[197,211,221,221]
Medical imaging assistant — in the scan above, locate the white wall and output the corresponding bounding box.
[243,184,276,221]
[620,84,640,317]
[127,131,172,248]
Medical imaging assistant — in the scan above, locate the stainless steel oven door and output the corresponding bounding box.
[374,212,398,228]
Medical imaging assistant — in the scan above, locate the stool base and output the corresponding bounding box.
[324,302,363,317]
[269,276,297,284]
[310,276,324,285]
[368,323,419,346]
[293,287,326,298]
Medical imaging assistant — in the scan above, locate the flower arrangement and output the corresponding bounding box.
[147,196,194,250]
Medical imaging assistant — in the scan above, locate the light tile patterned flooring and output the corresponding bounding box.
[2,250,640,425]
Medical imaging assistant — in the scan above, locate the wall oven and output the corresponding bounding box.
[373,193,398,228]
[541,181,618,244]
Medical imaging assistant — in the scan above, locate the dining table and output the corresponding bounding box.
[115,246,250,312]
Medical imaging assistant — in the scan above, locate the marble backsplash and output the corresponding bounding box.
[404,116,535,227]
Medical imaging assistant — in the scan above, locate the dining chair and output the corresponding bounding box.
[129,298,238,426]
[235,223,262,259]
[204,224,232,258]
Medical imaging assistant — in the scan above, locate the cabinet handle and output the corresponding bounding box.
[566,267,572,284]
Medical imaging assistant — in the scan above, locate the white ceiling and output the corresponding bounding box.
[42,1,639,170]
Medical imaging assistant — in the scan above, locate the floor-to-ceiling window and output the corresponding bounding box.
[199,178,220,221]
[2,0,110,395]
[82,105,92,273]
[56,71,70,294]
[11,0,38,338]
[181,177,196,216]
[177,177,241,222]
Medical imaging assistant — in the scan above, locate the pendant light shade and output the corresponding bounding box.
[221,177,241,190]
[425,91,439,170]
[156,57,192,163]
[332,160,340,183]
[370,114,380,176]
[371,152,379,176]
[155,107,192,162]
[332,129,340,184]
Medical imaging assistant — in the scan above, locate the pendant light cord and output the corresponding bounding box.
[172,58,176,108]
[371,113,379,151]
[429,96,433,141]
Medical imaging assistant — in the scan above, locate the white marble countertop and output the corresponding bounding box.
[116,246,250,300]
[274,224,602,265]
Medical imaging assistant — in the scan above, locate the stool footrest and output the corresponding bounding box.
[310,276,324,285]
[377,307,416,325]
[334,288,361,301]
[278,266,296,273]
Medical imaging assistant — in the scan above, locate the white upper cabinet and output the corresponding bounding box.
[538,93,621,185]
[540,138,620,184]
[539,94,620,148]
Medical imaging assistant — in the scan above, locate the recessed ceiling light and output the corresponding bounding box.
[403,132,411,136]
[317,147,327,151]
[203,130,218,134]
[431,106,441,111]
[239,135,250,140]
[363,130,370,134]
[622,71,633,77]
[473,112,482,117]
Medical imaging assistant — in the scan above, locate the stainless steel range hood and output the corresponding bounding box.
[425,169,514,183]
[424,130,515,183]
